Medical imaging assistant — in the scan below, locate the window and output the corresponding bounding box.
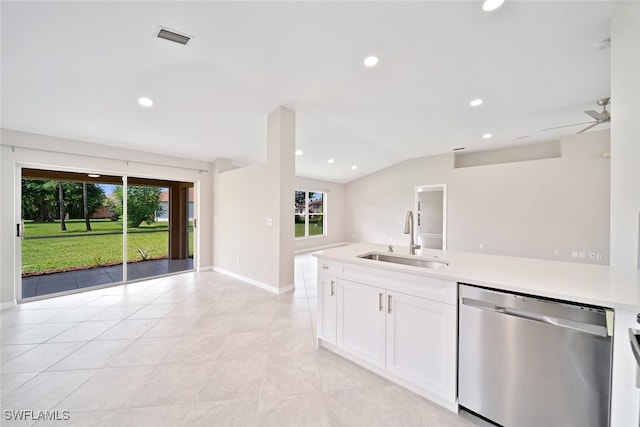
[295,190,326,238]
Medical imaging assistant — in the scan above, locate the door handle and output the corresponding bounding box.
[379,293,383,311]
[388,295,392,314]
[330,280,335,296]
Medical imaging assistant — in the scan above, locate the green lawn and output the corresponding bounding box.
[22,219,193,275]
[295,222,324,238]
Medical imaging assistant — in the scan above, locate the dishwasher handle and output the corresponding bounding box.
[462,297,610,338]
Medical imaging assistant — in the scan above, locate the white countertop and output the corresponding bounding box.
[313,243,640,312]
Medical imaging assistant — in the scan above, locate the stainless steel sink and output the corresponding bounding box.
[358,252,449,269]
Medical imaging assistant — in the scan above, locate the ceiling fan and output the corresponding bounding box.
[543,97,611,134]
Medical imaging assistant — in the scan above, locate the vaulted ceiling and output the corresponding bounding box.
[1,1,612,183]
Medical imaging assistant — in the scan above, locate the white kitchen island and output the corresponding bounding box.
[314,243,640,427]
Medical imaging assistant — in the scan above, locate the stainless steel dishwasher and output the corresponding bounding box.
[458,284,614,427]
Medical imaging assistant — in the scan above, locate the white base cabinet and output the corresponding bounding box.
[337,279,386,369]
[318,274,337,345]
[317,260,339,345]
[386,290,456,401]
[317,260,457,411]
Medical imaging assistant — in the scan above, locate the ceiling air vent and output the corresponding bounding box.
[155,26,192,45]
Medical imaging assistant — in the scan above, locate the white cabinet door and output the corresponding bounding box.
[318,275,337,345]
[386,291,456,402]
[337,279,386,369]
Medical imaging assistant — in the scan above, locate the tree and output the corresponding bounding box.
[83,182,92,231]
[113,186,164,228]
[60,182,104,219]
[104,193,121,220]
[21,180,57,222]
[21,179,105,223]
[295,190,306,223]
[58,182,66,231]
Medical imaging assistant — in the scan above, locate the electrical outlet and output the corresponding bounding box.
[579,251,586,259]
[572,251,578,258]
[236,257,240,264]
[589,252,596,259]
[554,250,560,256]
[479,243,484,250]
[596,253,602,260]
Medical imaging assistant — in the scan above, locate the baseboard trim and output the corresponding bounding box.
[0,300,17,310]
[295,241,351,255]
[212,267,294,295]
[198,265,213,272]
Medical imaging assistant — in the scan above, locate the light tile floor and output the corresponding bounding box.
[1,253,480,427]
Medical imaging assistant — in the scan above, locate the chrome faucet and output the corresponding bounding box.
[404,210,421,255]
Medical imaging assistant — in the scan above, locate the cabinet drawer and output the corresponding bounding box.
[341,262,456,305]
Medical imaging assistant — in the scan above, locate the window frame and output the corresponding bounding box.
[295,189,327,239]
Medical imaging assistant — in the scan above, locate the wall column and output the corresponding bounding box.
[269,106,296,289]
[610,1,640,269]
[211,107,295,292]
[609,5,640,425]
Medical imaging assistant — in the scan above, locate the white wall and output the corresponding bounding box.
[213,107,295,292]
[0,129,213,307]
[294,176,346,253]
[608,4,640,427]
[610,1,640,269]
[345,130,611,264]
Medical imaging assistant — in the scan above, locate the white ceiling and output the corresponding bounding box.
[1,1,613,183]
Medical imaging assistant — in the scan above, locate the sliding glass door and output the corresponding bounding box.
[20,170,124,298]
[20,168,195,299]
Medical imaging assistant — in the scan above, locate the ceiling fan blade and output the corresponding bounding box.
[576,122,600,134]
[584,110,603,120]
[542,121,595,131]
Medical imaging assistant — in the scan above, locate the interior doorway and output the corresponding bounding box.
[20,168,195,299]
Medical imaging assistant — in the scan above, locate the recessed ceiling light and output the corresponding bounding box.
[364,56,379,67]
[328,158,335,164]
[483,133,493,139]
[482,0,505,12]
[351,165,358,170]
[138,97,154,107]
[470,99,484,107]
[88,174,100,178]
[295,150,303,156]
